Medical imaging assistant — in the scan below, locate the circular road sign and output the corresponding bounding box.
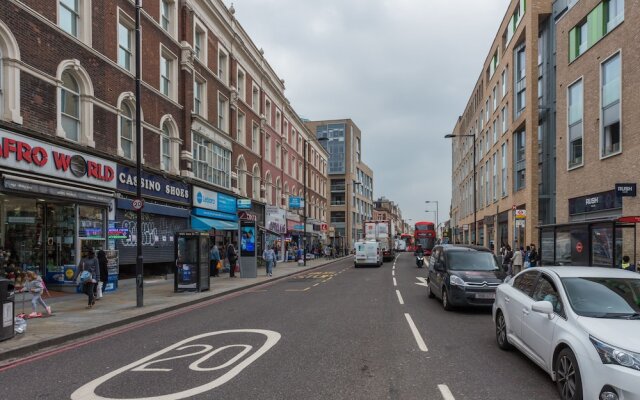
[132,198,145,211]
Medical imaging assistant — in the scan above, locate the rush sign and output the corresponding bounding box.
[0,130,117,189]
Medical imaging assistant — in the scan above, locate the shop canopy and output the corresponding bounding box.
[191,216,238,231]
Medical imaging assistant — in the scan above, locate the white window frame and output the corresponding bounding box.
[265,98,272,126]
[0,21,22,124]
[251,83,260,113]
[237,111,246,146]
[276,108,282,133]
[600,51,622,159]
[159,0,178,38]
[193,76,206,118]
[160,46,178,101]
[217,93,229,133]
[159,114,180,174]
[252,164,261,200]
[217,46,229,86]
[567,77,584,169]
[56,60,95,147]
[118,97,135,160]
[502,68,507,98]
[252,123,260,154]
[117,10,134,73]
[192,132,232,189]
[57,0,92,45]
[265,134,271,163]
[275,142,281,168]
[236,67,246,103]
[237,155,247,197]
[193,18,208,65]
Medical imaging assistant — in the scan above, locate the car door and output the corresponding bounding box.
[429,247,443,298]
[522,273,564,368]
[506,270,539,341]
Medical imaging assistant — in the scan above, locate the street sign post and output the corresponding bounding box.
[132,198,144,211]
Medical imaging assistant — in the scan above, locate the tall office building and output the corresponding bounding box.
[305,119,374,252]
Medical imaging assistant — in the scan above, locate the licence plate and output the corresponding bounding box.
[475,293,495,299]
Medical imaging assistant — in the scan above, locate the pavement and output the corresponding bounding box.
[0,256,347,364]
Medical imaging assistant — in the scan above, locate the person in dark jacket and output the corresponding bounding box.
[97,250,108,297]
[227,242,238,278]
[79,249,100,308]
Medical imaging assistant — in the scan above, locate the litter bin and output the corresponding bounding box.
[0,278,15,341]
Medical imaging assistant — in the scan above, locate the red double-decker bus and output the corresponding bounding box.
[414,221,436,256]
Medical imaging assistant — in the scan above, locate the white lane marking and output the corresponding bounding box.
[393,277,397,286]
[396,290,404,305]
[415,277,429,287]
[438,384,455,400]
[392,270,395,276]
[71,330,281,400]
[404,313,428,352]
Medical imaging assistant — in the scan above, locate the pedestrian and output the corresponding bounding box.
[529,244,538,268]
[227,241,238,278]
[97,250,108,299]
[524,246,531,269]
[24,271,51,317]
[503,245,514,275]
[512,246,523,275]
[210,243,221,277]
[263,245,276,277]
[621,255,636,271]
[78,249,100,309]
[330,246,336,259]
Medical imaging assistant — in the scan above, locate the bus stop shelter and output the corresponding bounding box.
[538,217,638,268]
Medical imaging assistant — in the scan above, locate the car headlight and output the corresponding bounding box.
[450,275,465,286]
[590,336,640,371]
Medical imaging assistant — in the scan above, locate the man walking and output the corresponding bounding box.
[227,241,238,278]
[263,245,276,277]
[512,246,524,275]
[210,243,220,277]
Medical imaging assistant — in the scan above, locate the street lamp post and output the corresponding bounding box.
[425,200,439,238]
[134,0,143,307]
[445,133,476,246]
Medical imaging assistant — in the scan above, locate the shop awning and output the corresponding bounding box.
[191,216,238,231]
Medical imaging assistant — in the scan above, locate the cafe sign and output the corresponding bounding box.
[0,129,116,188]
[117,165,190,204]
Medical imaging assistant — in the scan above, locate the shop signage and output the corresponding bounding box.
[108,227,129,239]
[515,209,526,219]
[237,199,252,209]
[192,207,238,221]
[265,206,286,234]
[117,166,190,204]
[615,183,637,197]
[192,186,237,214]
[289,196,303,209]
[4,178,113,204]
[463,224,469,230]
[0,129,117,188]
[618,216,640,223]
[569,190,621,215]
[321,223,328,232]
[238,211,257,221]
[575,241,584,253]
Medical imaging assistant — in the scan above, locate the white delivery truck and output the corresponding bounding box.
[354,240,382,267]
[363,220,395,262]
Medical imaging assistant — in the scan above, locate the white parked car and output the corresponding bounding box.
[354,240,382,268]
[493,267,640,400]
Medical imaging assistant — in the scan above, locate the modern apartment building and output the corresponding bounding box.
[305,119,374,252]
[450,0,557,251]
[0,0,328,278]
[541,0,638,267]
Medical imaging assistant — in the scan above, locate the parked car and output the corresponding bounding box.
[426,244,506,310]
[354,240,382,268]
[493,267,640,400]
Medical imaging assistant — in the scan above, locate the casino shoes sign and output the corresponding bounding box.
[0,129,116,188]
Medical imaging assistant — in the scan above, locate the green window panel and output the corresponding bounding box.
[587,3,604,47]
[569,27,578,62]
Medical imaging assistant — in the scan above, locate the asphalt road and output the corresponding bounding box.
[0,253,559,399]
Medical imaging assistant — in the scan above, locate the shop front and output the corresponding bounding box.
[191,186,238,251]
[265,206,286,260]
[286,212,304,260]
[0,129,116,285]
[484,215,495,251]
[498,211,509,249]
[114,166,191,275]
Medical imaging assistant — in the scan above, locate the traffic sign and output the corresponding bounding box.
[132,198,145,211]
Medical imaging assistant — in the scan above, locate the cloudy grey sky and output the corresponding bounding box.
[226,0,510,228]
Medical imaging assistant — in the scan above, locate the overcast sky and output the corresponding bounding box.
[226,0,510,229]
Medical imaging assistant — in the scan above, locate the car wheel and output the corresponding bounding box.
[495,311,512,350]
[555,348,583,400]
[442,288,453,311]
[427,280,435,298]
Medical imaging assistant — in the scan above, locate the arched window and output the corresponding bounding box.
[0,20,21,124]
[120,101,134,159]
[237,156,247,197]
[160,115,179,173]
[264,171,273,205]
[276,177,282,208]
[284,182,289,209]
[252,164,261,201]
[60,71,80,141]
[56,60,95,146]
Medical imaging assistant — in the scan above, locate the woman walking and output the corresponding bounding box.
[78,249,100,308]
[263,246,276,277]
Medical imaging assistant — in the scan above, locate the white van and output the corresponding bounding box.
[354,240,382,268]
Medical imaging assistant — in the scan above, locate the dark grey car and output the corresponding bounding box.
[427,245,507,311]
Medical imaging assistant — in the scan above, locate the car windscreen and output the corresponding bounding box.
[562,277,640,318]
[445,251,499,271]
